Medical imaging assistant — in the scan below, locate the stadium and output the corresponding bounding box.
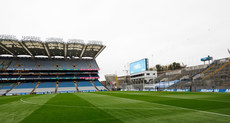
[1,1,230,122]
[0,34,230,122]
[0,35,107,95]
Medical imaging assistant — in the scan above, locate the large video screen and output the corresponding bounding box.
[130,59,147,74]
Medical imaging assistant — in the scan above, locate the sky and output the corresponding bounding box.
[0,0,230,81]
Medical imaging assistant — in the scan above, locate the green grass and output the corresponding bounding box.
[0,91,230,123]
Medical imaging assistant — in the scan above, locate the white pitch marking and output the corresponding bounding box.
[20,98,171,110]
[103,92,230,118]
[106,91,230,103]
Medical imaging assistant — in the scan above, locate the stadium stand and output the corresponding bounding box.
[0,34,106,95]
[154,70,182,82]
[34,82,57,94]
[93,80,107,91]
[76,81,97,92]
[7,82,37,95]
[153,57,230,91]
[57,81,76,93]
[192,58,230,90]
[5,58,99,70]
[0,83,15,95]
[155,80,179,89]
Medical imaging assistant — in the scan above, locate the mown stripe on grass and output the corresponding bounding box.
[112,91,230,103]
[21,93,122,123]
[81,92,230,123]
[0,94,55,123]
[100,92,230,114]
[96,92,230,120]
[76,93,176,122]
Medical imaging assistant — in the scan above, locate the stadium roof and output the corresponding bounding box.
[0,35,105,58]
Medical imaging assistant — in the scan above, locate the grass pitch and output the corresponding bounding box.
[0,91,230,123]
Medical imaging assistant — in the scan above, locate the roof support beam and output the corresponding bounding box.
[80,45,86,59]
[94,46,106,58]
[19,42,33,56]
[64,43,67,58]
[43,43,50,57]
[0,44,14,55]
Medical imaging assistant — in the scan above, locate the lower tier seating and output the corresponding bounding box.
[0,83,15,95]
[57,81,76,93]
[77,81,97,92]
[8,82,37,95]
[0,89,7,95]
[34,82,56,94]
[155,80,179,88]
[93,81,107,91]
[1,80,102,95]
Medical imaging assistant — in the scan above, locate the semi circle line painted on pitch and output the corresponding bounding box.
[20,98,173,110]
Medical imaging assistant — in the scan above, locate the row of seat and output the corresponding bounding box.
[0,83,15,95]
[154,80,180,88]
[0,81,106,95]
[0,58,99,70]
[0,74,99,78]
[156,58,230,89]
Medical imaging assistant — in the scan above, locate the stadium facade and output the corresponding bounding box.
[0,35,107,95]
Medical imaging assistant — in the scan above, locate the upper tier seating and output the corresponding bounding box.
[2,57,99,70]
[55,59,72,69]
[38,59,55,70]
[57,81,76,93]
[8,82,37,95]
[77,81,97,92]
[0,59,11,70]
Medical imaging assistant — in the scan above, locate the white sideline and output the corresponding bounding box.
[114,92,230,103]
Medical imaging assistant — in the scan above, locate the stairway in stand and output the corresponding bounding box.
[74,81,80,92]
[90,81,99,91]
[5,82,20,95]
[31,82,40,94]
[201,64,215,75]
[55,81,58,93]
[202,62,230,80]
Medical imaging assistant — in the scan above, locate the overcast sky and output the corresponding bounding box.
[0,0,230,81]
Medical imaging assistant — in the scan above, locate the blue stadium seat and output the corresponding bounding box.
[155,80,180,88]
[0,83,15,89]
[93,81,103,86]
[37,82,57,88]
[77,81,93,87]
[15,82,37,89]
[57,81,76,93]
[58,81,75,87]
[6,58,99,70]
